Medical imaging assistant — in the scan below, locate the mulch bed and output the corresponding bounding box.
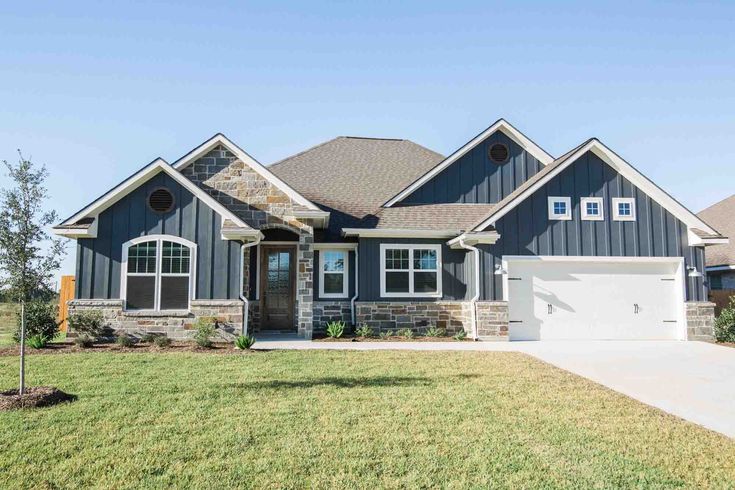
[313,335,470,342]
[0,386,77,411]
[0,342,256,357]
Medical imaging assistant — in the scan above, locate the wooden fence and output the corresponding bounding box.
[709,289,735,316]
[58,275,75,332]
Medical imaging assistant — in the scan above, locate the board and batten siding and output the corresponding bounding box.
[400,130,543,205]
[75,171,242,301]
[358,238,473,301]
[477,150,707,302]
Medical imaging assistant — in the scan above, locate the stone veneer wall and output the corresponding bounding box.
[355,301,472,335]
[297,233,314,338]
[685,301,715,342]
[67,299,244,341]
[313,301,352,333]
[475,301,509,340]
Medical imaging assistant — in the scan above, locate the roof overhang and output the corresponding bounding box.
[342,228,461,239]
[384,119,555,207]
[52,219,99,239]
[291,209,330,228]
[447,231,501,249]
[706,265,735,272]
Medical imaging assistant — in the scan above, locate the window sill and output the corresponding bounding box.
[122,310,191,318]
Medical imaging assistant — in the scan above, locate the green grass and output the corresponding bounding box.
[1,351,733,488]
[0,303,17,346]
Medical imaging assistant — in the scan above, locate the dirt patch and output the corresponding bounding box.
[717,342,735,349]
[0,386,77,411]
[313,335,469,342]
[0,342,257,357]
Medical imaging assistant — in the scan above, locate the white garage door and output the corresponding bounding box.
[506,258,684,341]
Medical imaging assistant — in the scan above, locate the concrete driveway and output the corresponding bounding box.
[255,336,735,438]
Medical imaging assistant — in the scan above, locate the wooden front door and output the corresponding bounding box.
[260,246,296,330]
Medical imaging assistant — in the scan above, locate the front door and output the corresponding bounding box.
[260,246,296,330]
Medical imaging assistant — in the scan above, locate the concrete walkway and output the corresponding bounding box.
[254,335,735,438]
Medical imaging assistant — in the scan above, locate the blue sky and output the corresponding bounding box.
[1,1,733,279]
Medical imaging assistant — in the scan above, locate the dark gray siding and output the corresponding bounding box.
[400,130,543,204]
[76,171,242,300]
[358,238,471,301]
[313,250,357,300]
[477,150,707,301]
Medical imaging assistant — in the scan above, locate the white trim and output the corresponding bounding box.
[379,244,443,298]
[313,242,358,251]
[172,133,320,211]
[384,119,554,207]
[120,234,197,312]
[706,265,735,272]
[319,249,349,299]
[612,197,636,221]
[342,228,460,239]
[292,210,330,228]
[581,197,604,221]
[447,231,500,249]
[52,219,99,239]
[688,232,729,246]
[472,139,721,237]
[548,196,572,221]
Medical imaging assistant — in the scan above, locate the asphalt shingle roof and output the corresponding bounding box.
[698,195,735,267]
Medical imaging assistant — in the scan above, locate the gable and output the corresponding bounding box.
[399,129,545,205]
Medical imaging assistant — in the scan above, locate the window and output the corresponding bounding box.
[319,250,348,298]
[122,235,196,311]
[581,197,604,221]
[612,198,636,221]
[380,244,442,297]
[548,197,571,220]
[709,274,723,291]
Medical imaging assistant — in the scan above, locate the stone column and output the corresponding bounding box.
[296,232,314,338]
[685,301,715,342]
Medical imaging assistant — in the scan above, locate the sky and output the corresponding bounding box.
[0,1,733,281]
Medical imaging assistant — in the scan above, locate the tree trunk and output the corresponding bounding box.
[19,302,25,396]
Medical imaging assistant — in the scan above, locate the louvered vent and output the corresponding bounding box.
[489,143,509,164]
[148,188,174,213]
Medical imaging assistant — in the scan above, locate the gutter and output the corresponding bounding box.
[240,235,262,336]
[350,246,359,326]
[456,237,480,341]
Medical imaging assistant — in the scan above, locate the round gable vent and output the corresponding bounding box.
[148,187,175,213]
[488,143,509,164]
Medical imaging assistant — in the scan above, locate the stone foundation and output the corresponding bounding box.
[67,299,244,341]
[685,301,715,342]
[355,301,471,335]
[476,301,509,340]
[313,301,352,333]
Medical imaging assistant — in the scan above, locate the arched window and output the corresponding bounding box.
[122,235,197,311]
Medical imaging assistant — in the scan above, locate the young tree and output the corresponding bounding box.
[0,151,66,394]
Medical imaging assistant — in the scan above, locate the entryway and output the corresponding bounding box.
[259,244,296,331]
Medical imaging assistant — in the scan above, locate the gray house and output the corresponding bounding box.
[53,119,725,341]
[698,194,735,290]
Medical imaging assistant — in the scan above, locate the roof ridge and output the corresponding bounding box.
[340,136,406,141]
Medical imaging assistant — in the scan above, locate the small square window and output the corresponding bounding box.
[548,197,571,220]
[581,197,604,221]
[612,198,636,221]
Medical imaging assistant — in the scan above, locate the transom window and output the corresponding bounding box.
[612,198,636,221]
[548,197,571,220]
[380,244,442,297]
[122,236,196,311]
[319,250,348,298]
[581,197,604,221]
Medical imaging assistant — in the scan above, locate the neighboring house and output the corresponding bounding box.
[698,194,735,290]
[53,119,726,341]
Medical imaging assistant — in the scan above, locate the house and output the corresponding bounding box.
[698,195,735,290]
[53,119,726,341]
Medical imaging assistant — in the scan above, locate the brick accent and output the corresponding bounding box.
[313,301,352,333]
[475,301,509,340]
[686,301,715,342]
[355,301,471,335]
[67,299,244,341]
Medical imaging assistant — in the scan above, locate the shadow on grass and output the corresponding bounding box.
[228,374,479,390]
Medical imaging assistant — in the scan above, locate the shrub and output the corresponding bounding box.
[453,330,467,341]
[379,330,393,339]
[714,297,735,343]
[193,317,217,348]
[74,334,94,348]
[116,334,135,347]
[425,326,446,338]
[68,310,105,339]
[355,324,373,338]
[27,334,50,349]
[140,332,161,343]
[14,301,59,343]
[153,335,171,348]
[234,335,256,350]
[396,328,414,339]
[326,320,345,338]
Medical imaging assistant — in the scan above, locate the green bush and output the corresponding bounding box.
[326,320,345,338]
[194,317,217,348]
[13,301,59,343]
[140,332,161,343]
[355,324,373,338]
[714,297,735,343]
[425,326,446,338]
[379,330,393,339]
[116,334,135,347]
[396,328,414,339]
[234,335,256,350]
[27,334,50,349]
[68,310,105,339]
[453,330,467,341]
[153,335,171,348]
[74,334,94,348]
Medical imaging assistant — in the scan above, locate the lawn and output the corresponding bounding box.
[1,351,733,488]
[0,303,17,346]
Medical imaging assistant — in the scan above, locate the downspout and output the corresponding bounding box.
[240,235,261,336]
[350,246,359,326]
[458,237,480,341]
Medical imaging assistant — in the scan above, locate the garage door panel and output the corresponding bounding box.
[507,259,681,341]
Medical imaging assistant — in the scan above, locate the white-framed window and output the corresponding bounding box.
[548,196,571,220]
[380,244,442,298]
[121,235,197,311]
[581,197,604,221]
[319,250,349,298]
[612,197,636,221]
